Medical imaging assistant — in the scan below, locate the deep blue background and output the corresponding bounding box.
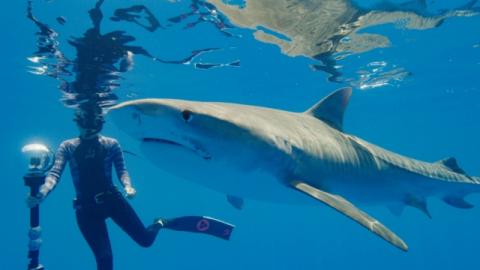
[1,0,480,269]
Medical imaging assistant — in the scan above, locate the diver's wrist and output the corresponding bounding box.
[38,187,48,198]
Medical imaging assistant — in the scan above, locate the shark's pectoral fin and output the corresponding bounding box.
[290,181,408,252]
[227,195,244,210]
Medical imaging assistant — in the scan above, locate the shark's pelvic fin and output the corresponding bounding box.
[443,196,474,209]
[291,181,408,251]
[387,204,405,216]
[436,157,467,175]
[227,195,244,210]
[405,195,432,219]
[305,87,352,131]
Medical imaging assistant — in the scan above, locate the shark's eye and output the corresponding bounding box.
[182,110,193,122]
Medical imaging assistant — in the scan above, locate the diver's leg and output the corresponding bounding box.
[109,195,159,248]
[76,208,113,270]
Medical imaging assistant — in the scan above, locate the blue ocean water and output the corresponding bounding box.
[2,0,480,269]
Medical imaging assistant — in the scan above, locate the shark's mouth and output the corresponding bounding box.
[142,137,212,160]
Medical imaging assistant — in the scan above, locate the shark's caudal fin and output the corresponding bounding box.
[291,181,408,252]
[305,87,352,131]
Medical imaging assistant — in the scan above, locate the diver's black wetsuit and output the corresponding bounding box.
[41,136,160,270]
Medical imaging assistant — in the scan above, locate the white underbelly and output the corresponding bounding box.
[140,141,316,204]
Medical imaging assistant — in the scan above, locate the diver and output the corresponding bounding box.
[26,108,234,270]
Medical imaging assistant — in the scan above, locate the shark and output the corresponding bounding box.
[108,88,480,251]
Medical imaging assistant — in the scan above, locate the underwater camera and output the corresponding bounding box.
[22,143,54,174]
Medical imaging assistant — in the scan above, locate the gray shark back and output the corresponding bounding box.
[347,134,480,185]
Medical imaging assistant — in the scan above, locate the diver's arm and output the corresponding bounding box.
[39,141,69,198]
[112,140,136,198]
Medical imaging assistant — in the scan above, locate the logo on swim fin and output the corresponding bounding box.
[196,219,210,232]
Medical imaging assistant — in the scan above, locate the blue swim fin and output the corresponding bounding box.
[163,216,234,240]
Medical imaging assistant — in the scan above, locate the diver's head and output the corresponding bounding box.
[74,109,105,140]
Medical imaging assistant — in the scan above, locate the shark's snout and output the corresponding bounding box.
[109,100,212,160]
[108,103,145,139]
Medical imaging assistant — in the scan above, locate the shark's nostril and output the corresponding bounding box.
[182,110,193,122]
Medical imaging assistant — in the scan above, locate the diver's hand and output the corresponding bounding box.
[26,193,45,208]
[124,186,137,199]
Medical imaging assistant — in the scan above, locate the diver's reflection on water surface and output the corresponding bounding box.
[27,0,239,115]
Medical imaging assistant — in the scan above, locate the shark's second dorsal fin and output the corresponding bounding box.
[305,87,352,131]
[436,157,467,175]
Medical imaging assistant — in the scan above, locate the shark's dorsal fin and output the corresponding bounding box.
[291,181,408,251]
[305,87,352,131]
[436,157,467,175]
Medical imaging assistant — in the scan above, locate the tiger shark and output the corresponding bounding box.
[109,88,480,251]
